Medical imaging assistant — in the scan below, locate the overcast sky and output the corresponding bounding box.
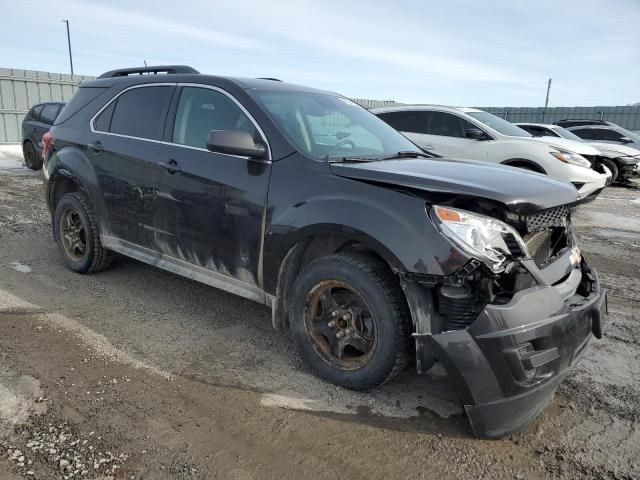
[1,0,639,106]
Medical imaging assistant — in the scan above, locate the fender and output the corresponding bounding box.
[47,146,105,231]
[262,182,472,294]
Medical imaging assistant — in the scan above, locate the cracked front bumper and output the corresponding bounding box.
[424,262,606,439]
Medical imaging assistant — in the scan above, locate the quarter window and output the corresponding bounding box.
[103,86,174,140]
[172,87,259,149]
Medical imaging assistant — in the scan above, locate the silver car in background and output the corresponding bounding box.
[517,123,640,184]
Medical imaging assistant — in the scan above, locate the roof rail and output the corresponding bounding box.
[557,119,608,124]
[257,77,283,82]
[97,65,200,79]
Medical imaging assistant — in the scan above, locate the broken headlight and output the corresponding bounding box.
[431,205,528,273]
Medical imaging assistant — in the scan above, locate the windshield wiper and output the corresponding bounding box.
[379,151,434,160]
[327,156,378,163]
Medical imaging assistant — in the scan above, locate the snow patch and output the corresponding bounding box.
[10,262,32,273]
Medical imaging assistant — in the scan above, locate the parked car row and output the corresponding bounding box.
[36,65,610,439]
[373,106,615,198]
[517,122,640,183]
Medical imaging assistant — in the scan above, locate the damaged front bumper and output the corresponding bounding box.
[409,251,607,439]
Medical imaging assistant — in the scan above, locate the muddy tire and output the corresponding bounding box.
[54,192,113,273]
[289,252,411,390]
[23,141,42,170]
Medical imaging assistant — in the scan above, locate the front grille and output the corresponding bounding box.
[524,229,552,267]
[526,206,569,232]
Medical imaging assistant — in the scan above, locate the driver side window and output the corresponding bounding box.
[172,87,259,149]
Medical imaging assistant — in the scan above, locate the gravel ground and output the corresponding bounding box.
[0,146,639,479]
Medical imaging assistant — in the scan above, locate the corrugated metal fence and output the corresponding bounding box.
[2,67,639,142]
[0,68,94,143]
[478,106,640,130]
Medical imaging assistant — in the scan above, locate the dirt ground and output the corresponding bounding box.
[0,148,638,480]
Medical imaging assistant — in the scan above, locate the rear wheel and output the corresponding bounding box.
[23,141,42,170]
[54,192,113,273]
[289,252,411,390]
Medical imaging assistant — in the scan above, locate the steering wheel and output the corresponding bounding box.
[335,138,356,149]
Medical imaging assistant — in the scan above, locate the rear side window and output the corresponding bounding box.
[56,87,107,125]
[40,104,61,124]
[172,86,258,148]
[31,105,44,120]
[103,86,174,140]
[571,128,595,140]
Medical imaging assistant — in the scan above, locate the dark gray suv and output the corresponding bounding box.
[21,101,65,170]
[42,65,607,438]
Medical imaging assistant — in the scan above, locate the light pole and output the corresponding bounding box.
[542,78,552,122]
[62,19,74,76]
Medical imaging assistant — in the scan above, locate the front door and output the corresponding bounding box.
[406,111,490,160]
[152,85,271,289]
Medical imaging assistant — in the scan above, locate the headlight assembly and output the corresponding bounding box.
[431,205,528,273]
[550,150,591,168]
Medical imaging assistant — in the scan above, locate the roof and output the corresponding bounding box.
[82,71,332,95]
[516,123,558,128]
[371,104,483,114]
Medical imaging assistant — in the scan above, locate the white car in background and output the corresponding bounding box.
[373,106,610,198]
[516,122,640,184]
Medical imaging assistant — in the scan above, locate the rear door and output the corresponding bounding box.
[152,85,271,288]
[87,84,176,249]
[594,127,627,145]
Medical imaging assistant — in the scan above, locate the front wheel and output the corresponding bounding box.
[289,253,411,390]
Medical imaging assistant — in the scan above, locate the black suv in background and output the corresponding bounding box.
[21,101,66,170]
[42,66,607,438]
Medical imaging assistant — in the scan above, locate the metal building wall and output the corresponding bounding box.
[476,106,640,130]
[0,68,94,143]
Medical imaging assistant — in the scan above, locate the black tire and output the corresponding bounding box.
[23,141,42,170]
[289,252,411,390]
[53,192,114,273]
[600,158,619,184]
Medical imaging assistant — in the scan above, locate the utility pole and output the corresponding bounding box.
[62,20,74,76]
[542,78,552,122]
[544,78,552,109]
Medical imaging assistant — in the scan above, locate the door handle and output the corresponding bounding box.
[87,141,103,153]
[159,159,181,174]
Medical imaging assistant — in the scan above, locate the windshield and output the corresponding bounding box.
[550,126,585,142]
[467,111,532,137]
[253,91,420,160]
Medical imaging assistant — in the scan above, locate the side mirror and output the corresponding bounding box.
[465,128,486,141]
[619,137,633,144]
[206,130,266,159]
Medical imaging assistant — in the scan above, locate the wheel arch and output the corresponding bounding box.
[501,158,547,174]
[270,226,405,332]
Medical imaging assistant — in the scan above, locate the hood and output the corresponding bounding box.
[585,142,640,158]
[330,158,579,215]
[526,136,601,156]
